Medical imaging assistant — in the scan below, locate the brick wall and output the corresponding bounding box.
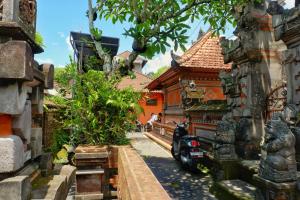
[117,147,171,200]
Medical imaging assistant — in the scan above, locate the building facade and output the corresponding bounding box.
[147,31,230,140]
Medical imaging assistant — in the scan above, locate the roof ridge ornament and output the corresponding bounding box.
[170,50,181,68]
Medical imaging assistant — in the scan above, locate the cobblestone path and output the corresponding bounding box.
[128,132,217,200]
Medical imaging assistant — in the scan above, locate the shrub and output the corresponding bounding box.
[49,60,141,147]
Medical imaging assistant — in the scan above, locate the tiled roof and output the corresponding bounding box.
[117,71,154,92]
[179,31,231,70]
[117,50,147,65]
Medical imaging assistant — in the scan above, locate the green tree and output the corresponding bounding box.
[151,66,170,79]
[88,0,248,75]
[35,32,45,48]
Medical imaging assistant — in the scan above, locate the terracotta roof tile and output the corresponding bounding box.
[117,71,153,92]
[179,31,231,70]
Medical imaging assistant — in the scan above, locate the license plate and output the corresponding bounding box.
[190,152,203,157]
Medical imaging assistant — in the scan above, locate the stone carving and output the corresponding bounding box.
[0,0,37,41]
[220,4,263,65]
[281,46,300,64]
[259,113,297,182]
[0,0,3,21]
[214,114,238,160]
[266,1,284,15]
[219,65,240,98]
[19,0,36,25]
[270,3,300,46]
[282,104,300,169]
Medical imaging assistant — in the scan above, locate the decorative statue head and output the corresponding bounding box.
[265,113,290,142]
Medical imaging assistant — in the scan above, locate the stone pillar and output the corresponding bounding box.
[1,0,37,40]
[220,1,286,159]
[270,0,300,167]
[0,0,53,174]
[252,2,300,200]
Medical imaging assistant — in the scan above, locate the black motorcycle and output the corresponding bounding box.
[171,122,204,172]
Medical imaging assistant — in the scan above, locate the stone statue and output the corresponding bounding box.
[266,1,284,15]
[283,104,300,169]
[214,114,238,160]
[259,113,297,182]
[219,64,240,98]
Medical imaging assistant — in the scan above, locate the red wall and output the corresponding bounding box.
[138,92,164,125]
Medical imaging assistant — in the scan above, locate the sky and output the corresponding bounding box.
[35,0,295,74]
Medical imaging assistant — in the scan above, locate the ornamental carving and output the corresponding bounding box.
[180,80,205,109]
[220,3,265,64]
[0,0,3,21]
[214,114,238,160]
[219,65,240,98]
[270,4,300,45]
[19,0,36,25]
[281,46,300,64]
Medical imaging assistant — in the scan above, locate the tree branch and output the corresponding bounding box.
[88,0,112,75]
[162,0,211,22]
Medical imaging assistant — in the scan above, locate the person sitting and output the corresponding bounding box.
[147,113,158,125]
[157,113,162,123]
[145,113,158,132]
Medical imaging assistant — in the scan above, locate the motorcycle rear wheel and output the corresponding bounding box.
[171,146,180,161]
[180,149,198,172]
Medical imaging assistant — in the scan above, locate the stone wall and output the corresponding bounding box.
[117,146,171,200]
[220,1,287,159]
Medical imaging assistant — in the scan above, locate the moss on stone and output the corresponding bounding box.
[32,175,54,190]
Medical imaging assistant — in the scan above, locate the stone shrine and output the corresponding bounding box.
[0,0,54,175]
[269,1,300,170]
[220,0,287,159]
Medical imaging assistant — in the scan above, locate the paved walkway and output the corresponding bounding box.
[128,132,217,200]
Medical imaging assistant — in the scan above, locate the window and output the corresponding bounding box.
[146,99,158,106]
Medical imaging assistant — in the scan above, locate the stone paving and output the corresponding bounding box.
[128,132,217,200]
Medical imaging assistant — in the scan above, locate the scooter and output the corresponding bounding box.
[171,122,204,172]
[135,120,143,132]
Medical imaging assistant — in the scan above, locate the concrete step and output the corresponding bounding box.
[238,160,260,186]
[75,192,104,200]
[214,179,262,200]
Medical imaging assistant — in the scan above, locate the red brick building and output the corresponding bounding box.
[147,31,231,139]
[117,51,164,125]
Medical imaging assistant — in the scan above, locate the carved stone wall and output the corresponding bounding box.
[283,46,300,105]
[0,0,37,41]
[220,1,287,159]
[0,0,53,174]
[0,0,3,21]
[271,3,300,169]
